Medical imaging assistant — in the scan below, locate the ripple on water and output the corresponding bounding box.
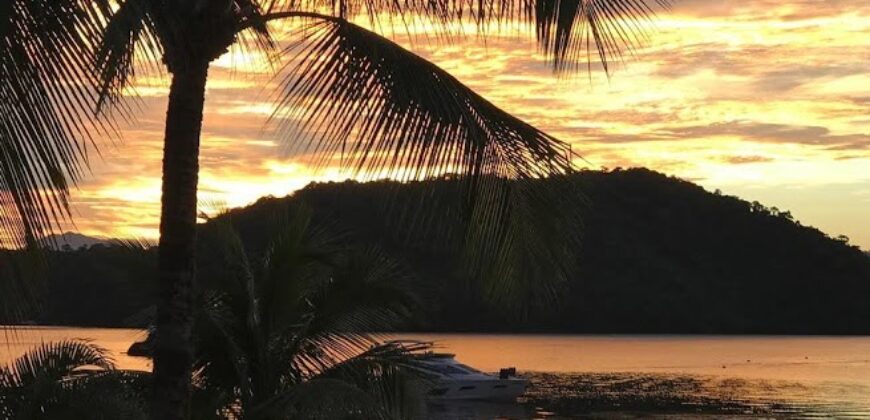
[427,372,870,419]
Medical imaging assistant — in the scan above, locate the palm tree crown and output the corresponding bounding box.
[2,0,670,246]
[3,1,671,418]
[0,340,148,419]
[192,207,433,418]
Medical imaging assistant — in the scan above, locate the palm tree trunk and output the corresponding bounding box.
[152,61,209,420]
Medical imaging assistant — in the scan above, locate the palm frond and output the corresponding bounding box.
[94,0,281,110]
[253,342,432,419]
[193,210,430,415]
[533,0,671,72]
[191,369,236,420]
[193,291,257,408]
[94,0,164,112]
[465,175,585,313]
[193,207,347,410]
[273,20,586,310]
[197,220,255,297]
[194,222,260,398]
[315,340,434,419]
[110,237,156,250]
[1,340,113,388]
[290,332,375,377]
[276,18,571,183]
[305,247,419,334]
[265,0,669,71]
[251,377,384,419]
[1,0,115,248]
[0,340,122,418]
[0,340,135,419]
[283,244,423,381]
[56,370,150,420]
[257,204,349,335]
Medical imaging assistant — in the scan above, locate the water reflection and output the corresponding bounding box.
[428,372,870,419]
[0,327,151,372]
[3,329,870,418]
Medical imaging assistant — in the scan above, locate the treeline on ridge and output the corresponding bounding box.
[17,168,870,334]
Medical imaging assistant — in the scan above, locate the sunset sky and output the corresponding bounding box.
[63,0,869,248]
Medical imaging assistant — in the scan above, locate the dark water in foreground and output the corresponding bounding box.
[3,329,869,418]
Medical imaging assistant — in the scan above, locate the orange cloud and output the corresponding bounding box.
[61,1,870,248]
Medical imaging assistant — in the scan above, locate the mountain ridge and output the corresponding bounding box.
[42,232,110,250]
[25,168,870,333]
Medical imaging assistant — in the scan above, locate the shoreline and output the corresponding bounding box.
[5,325,870,337]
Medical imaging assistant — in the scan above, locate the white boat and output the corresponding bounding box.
[418,353,529,401]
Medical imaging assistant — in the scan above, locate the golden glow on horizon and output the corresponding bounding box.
[61,1,870,247]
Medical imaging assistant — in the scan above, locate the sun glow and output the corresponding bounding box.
[62,1,870,248]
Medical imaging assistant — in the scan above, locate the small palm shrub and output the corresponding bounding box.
[0,340,148,419]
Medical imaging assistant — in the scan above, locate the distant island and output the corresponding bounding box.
[25,168,870,334]
[42,232,111,250]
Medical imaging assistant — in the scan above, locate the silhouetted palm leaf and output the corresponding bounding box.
[87,1,664,317]
[306,247,419,332]
[316,340,432,419]
[532,0,672,72]
[0,340,112,392]
[0,340,147,419]
[467,175,585,313]
[1,0,114,248]
[0,0,123,328]
[94,0,277,107]
[262,0,670,71]
[272,20,585,307]
[94,0,162,111]
[192,206,433,417]
[3,1,672,417]
[4,0,670,252]
[277,18,572,181]
[250,378,386,419]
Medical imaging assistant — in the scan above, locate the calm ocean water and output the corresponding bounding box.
[3,328,870,418]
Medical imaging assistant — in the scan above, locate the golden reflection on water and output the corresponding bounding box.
[389,334,870,385]
[0,327,151,372]
[392,334,870,419]
[3,329,870,418]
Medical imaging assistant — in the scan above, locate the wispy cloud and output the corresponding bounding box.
[63,1,870,248]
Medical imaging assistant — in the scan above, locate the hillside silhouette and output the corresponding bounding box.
[26,168,870,333]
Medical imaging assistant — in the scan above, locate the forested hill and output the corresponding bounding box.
[32,168,870,333]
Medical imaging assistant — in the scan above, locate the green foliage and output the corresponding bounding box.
[30,169,870,333]
[0,340,148,419]
[191,205,432,418]
[560,168,870,334]
[1,0,113,247]
[3,0,669,338]
[246,169,870,334]
[6,1,672,417]
[2,208,434,418]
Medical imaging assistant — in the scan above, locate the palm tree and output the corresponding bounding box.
[1,1,109,249]
[191,207,432,418]
[3,0,671,418]
[0,0,119,326]
[0,340,148,419]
